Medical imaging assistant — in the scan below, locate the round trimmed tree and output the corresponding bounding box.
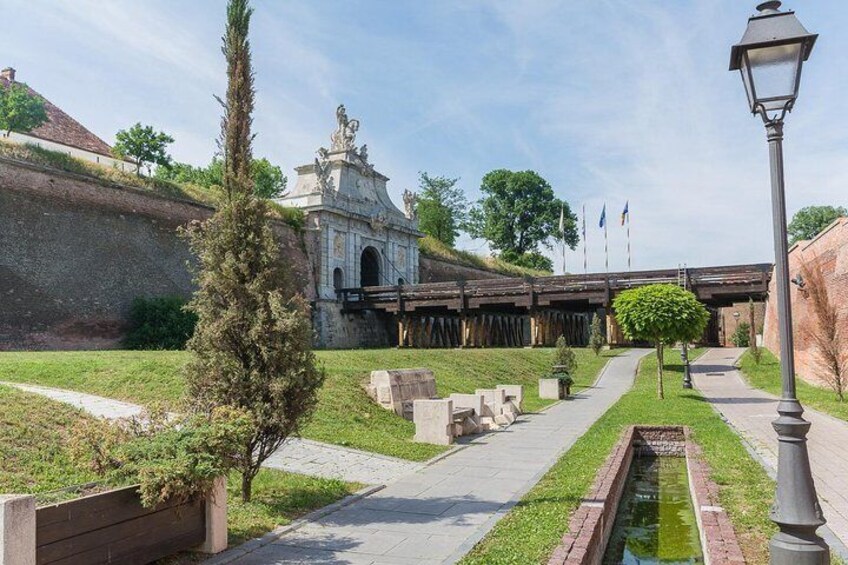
[612,284,709,399]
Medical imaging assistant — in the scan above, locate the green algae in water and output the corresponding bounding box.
[603,456,703,564]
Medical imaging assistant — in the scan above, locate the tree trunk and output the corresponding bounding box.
[656,341,664,399]
[241,471,253,503]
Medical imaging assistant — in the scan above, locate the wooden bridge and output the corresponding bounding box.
[339,263,772,348]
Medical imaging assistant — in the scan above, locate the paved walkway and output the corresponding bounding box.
[692,349,848,551]
[0,381,421,486]
[222,349,649,565]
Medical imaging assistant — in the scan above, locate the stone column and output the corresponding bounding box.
[0,495,35,565]
[196,477,228,554]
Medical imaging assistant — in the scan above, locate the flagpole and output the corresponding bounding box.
[627,213,631,271]
[582,204,587,274]
[604,214,609,273]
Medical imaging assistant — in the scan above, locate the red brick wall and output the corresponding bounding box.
[763,217,848,385]
[719,301,765,347]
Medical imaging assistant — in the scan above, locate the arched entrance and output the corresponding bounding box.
[360,246,381,287]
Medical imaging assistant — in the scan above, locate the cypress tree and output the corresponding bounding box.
[183,0,324,502]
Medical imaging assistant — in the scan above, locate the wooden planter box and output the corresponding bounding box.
[0,477,228,565]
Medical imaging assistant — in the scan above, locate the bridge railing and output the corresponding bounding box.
[340,263,772,306]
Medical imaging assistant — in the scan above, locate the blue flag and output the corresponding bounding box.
[599,204,606,228]
[621,201,629,226]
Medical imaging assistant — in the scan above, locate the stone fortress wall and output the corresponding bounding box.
[0,157,502,350]
[0,158,316,350]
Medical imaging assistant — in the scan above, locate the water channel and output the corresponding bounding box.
[603,456,704,564]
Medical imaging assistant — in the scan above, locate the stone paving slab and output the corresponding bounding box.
[692,348,848,553]
[224,349,650,565]
[0,381,422,486]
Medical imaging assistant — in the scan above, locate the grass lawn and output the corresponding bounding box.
[739,348,848,421]
[460,349,776,565]
[0,348,618,461]
[0,385,103,499]
[224,469,362,546]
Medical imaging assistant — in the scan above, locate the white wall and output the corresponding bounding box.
[5,131,135,173]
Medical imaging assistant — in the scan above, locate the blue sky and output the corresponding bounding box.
[4,0,847,273]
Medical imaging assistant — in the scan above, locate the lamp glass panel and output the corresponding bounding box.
[745,43,802,110]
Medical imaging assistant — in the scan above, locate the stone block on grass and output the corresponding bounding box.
[413,399,454,445]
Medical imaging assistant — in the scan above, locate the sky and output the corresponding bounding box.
[3,0,848,273]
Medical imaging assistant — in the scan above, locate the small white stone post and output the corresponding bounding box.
[0,494,36,565]
[413,399,454,445]
[196,476,228,554]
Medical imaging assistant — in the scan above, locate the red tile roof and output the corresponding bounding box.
[0,73,114,158]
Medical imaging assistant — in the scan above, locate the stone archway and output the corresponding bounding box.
[360,246,381,287]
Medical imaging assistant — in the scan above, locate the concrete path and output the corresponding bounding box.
[221,349,650,565]
[0,381,422,486]
[692,348,848,551]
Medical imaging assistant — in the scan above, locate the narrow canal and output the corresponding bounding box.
[603,456,703,564]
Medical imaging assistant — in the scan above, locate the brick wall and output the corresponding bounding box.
[763,217,848,385]
[0,158,314,350]
[719,301,766,346]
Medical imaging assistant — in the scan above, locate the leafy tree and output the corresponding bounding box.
[553,335,577,373]
[499,250,553,272]
[730,322,751,347]
[416,172,466,246]
[183,0,324,502]
[800,260,847,401]
[0,82,48,136]
[589,313,605,356]
[156,156,286,198]
[788,205,847,245]
[613,284,709,399]
[113,122,174,175]
[466,169,577,264]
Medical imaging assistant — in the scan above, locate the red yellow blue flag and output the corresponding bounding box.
[620,201,629,226]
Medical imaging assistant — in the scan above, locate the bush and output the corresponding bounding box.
[553,335,577,374]
[731,322,751,348]
[589,314,605,356]
[124,296,197,350]
[70,405,252,508]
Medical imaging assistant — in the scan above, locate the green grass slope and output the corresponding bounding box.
[0,348,617,461]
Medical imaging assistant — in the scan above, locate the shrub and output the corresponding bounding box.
[70,405,252,508]
[589,313,605,356]
[553,335,577,374]
[123,296,197,350]
[731,322,751,348]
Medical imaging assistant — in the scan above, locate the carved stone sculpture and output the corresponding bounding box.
[313,147,333,193]
[402,189,418,220]
[330,104,360,152]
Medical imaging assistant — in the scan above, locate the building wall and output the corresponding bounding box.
[763,218,848,385]
[0,158,313,350]
[6,131,135,173]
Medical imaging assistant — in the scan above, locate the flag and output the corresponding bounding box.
[558,204,565,235]
[621,201,629,226]
[599,204,606,228]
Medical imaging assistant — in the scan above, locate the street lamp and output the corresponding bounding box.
[730,2,827,564]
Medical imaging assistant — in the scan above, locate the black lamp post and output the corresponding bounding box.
[730,2,828,563]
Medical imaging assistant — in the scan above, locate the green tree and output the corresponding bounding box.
[589,313,605,356]
[788,205,847,245]
[183,0,324,503]
[499,250,553,272]
[613,284,709,399]
[113,122,174,175]
[416,172,466,246]
[466,169,577,263]
[156,156,286,198]
[0,82,48,136]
